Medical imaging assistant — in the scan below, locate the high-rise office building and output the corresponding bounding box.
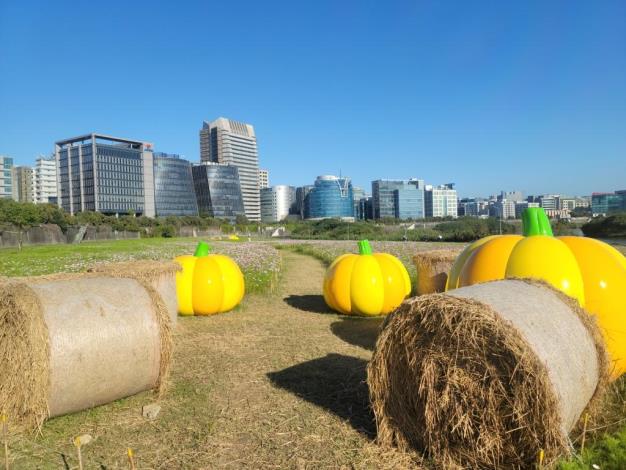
[192,162,245,221]
[259,169,269,189]
[356,197,374,220]
[11,166,33,202]
[372,179,425,219]
[32,156,58,204]
[372,180,405,219]
[295,185,313,219]
[0,156,14,199]
[153,152,198,216]
[592,191,626,216]
[307,175,354,220]
[425,184,458,218]
[538,195,559,211]
[261,185,295,222]
[352,186,365,218]
[200,118,260,221]
[394,184,425,219]
[493,199,516,219]
[55,134,155,216]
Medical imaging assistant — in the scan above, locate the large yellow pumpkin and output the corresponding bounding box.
[175,242,245,316]
[323,240,411,316]
[446,208,626,379]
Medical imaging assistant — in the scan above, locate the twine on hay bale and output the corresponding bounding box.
[412,249,460,295]
[368,279,609,468]
[0,275,173,429]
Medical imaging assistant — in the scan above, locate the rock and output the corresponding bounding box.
[142,403,161,420]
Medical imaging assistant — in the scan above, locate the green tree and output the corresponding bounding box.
[0,199,42,250]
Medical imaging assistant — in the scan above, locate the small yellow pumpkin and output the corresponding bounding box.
[446,208,626,379]
[174,242,245,316]
[323,240,411,316]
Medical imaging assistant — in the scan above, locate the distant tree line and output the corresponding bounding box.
[288,217,516,242]
[0,199,258,243]
[582,213,626,238]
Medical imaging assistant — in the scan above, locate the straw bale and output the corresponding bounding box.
[0,275,172,428]
[368,279,608,468]
[412,249,460,295]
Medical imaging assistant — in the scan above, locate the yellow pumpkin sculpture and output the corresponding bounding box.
[323,240,411,316]
[174,242,245,316]
[446,207,626,379]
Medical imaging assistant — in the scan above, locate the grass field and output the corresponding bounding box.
[1,237,625,468]
[0,237,281,293]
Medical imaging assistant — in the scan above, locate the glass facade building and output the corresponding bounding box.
[372,180,405,219]
[153,153,198,216]
[592,191,626,216]
[192,163,245,221]
[0,156,13,199]
[394,185,425,219]
[55,134,155,216]
[295,185,313,219]
[307,175,354,220]
[372,179,425,219]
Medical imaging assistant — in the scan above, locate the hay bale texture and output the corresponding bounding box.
[368,279,608,468]
[88,260,180,325]
[412,249,460,295]
[0,274,172,429]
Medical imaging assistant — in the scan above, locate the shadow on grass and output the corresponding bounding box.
[267,353,375,437]
[283,294,332,314]
[330,317,384,351]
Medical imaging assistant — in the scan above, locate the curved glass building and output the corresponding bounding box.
[153,153,198,216]
[307,175,354,220]
[192,162,245,222]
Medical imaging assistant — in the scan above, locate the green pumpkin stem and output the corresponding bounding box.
[358,239,373,255]
[194,241,211,257]
[522,208,553,237]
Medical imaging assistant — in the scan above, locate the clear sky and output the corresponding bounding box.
[1,0,625,198]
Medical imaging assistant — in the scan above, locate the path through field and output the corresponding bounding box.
[13,250,417,469]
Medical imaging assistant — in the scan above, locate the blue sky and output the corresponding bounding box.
[1,0,625,198]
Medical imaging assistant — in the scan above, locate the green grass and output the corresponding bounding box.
[0,237,281,293]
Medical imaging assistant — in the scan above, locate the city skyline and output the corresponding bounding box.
[1,0,625,197]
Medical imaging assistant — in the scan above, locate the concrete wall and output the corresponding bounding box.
[0,224,221,248]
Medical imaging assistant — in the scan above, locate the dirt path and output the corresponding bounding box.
[170,250,415,469]
[13,250,416,469]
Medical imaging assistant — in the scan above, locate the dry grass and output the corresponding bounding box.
[5,250,419,469]
[0,282,50,430]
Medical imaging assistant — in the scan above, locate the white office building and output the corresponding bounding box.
[493,199,517,219]
[32,156,58,204]
[261,185,295,222]
[200,117,261,221]
[425,184,458,218]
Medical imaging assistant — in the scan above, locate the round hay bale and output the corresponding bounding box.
[412,249,460,295]
[88,260,180,325]
[368,279,608,468]
[0,276,172,429]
